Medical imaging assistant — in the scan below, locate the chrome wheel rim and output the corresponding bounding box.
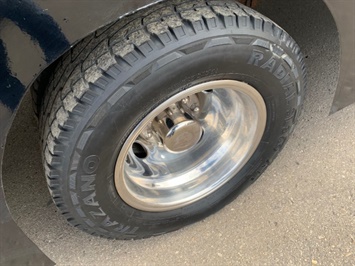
[114,80,267,212]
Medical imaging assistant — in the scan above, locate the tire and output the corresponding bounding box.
[40,0,306,239]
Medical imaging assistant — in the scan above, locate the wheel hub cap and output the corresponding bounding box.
[152,101,203,153]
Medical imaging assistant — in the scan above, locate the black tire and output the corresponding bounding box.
[39,0,306,239]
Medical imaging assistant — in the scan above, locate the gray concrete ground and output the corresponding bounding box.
[3,0,355,265]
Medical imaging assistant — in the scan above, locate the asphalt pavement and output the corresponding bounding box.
[3,0,354,265]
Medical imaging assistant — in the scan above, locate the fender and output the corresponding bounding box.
[0,0,354,264]
[323,0,355,114]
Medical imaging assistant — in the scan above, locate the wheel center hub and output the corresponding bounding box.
[153,102,202,153]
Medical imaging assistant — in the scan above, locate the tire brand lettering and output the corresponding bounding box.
[89,207,106,218]
[273,64,287,80]
[81,174,96,192]
[83,191,99,206]
[283,82,296,94]
[101,216,118,227]
[261,57,277,72]
[248,49,264,66]
[79,154,137,232]
[81,155,99,194]
[248,49,289,80]
[281,74,292,85]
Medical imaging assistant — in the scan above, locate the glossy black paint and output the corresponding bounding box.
[0,0,353,264]
[0,0,69,111]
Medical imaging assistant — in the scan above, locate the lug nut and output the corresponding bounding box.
[181,97,189,104]
[193,107,200,112]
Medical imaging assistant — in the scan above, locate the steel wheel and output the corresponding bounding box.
[115,80,267,211]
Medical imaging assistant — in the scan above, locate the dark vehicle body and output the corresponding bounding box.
[0,0,354,264]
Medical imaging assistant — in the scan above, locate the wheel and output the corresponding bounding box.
[40,0,306,239]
